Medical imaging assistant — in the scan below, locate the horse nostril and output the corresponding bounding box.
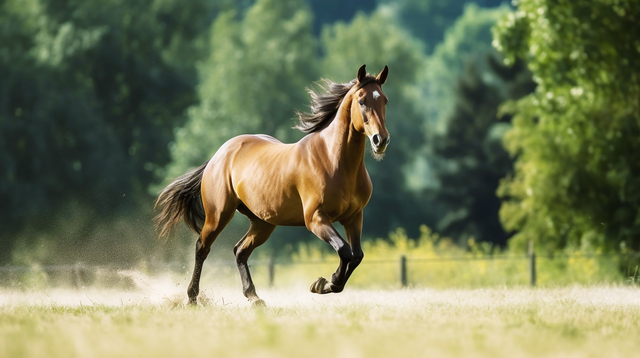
[384,136,390,146]
[372,134,381,146]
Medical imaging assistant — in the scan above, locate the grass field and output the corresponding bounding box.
[1,276,639,358]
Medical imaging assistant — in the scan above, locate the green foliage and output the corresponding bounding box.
[7,0,616,267]
[406,4,511,198]
[3,0,528,266]
[163,0,317,179]
[427,57,535,246]
[493,0,640,253]
[0,0,230,260]
[377,0,505,52]
[307,0,376,35]
[422,4,510,132]
[398,4,531,247]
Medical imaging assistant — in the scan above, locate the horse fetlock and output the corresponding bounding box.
[187,285,199,302]
[243,285,258,299]
[329,273,346,292]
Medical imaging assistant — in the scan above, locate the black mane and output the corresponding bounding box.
[295,75,379,133]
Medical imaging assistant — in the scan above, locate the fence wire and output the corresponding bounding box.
[1,252,637,289]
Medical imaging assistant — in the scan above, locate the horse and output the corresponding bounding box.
[154,64,390,306]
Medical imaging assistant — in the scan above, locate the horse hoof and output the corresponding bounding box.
[310,277,332,294]
[252,299,267,307]
[187,299,198,306]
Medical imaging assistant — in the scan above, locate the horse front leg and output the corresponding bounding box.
[341,211,364,283]
[306,211,353,294]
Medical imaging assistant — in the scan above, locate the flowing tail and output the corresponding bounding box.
[154,161,209,238]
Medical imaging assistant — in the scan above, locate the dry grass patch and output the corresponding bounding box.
[0,284,639,358]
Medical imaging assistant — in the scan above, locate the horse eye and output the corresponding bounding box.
[358,100,364,106]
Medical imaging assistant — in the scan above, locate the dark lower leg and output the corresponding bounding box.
[187,238,208,304]
[344,248,363,282]
[310,241,352,294]
[237,262,261,302]
[330,245,354,291]
[233,219,274,306]
[307,212,354,294]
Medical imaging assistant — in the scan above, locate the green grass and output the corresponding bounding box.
[1,285,639,357]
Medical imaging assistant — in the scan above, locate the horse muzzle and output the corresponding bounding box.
[370,133,390,154]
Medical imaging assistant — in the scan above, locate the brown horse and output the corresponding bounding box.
[154,64,390,306]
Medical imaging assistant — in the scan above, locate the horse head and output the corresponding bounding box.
[351,64,390,161]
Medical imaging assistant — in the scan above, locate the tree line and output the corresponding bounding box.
[1,0,636,265]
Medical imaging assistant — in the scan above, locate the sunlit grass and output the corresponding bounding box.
[1,285,639,358]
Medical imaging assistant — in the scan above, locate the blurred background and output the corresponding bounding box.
[0,0,638,285]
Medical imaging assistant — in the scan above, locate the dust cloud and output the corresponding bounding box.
[2,272,640,310]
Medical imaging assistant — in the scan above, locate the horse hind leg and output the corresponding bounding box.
[187,207,235,305]
[234,207,276,307]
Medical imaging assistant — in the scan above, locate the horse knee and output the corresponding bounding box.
[337,245,353,262]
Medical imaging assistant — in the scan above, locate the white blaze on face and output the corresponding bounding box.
[372,90,381,100]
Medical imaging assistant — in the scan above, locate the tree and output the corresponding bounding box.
[428,56,535,246]
[376,0,505,52]
[307,0,376,35]
[422,4,510,133]
[404,4,510,204]
[493,0,640,253]
[0,0,229,262]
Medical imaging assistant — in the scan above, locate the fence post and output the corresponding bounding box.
[400,255,407,287]
[529,241,536,287]
[74,263,84,288]
[268,255,275,288]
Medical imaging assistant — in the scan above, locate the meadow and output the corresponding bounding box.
[2,227,637,358]
[1,281,639,358]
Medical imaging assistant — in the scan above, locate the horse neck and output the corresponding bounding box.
[319,93,366,173]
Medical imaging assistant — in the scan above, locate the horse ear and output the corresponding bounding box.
[376,65,388,85]
[357,64,367,83]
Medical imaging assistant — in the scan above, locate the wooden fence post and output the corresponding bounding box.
[529,241,536,287]
[400,255,407,287]
[268,255,275,288]
[73,263,84,288]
